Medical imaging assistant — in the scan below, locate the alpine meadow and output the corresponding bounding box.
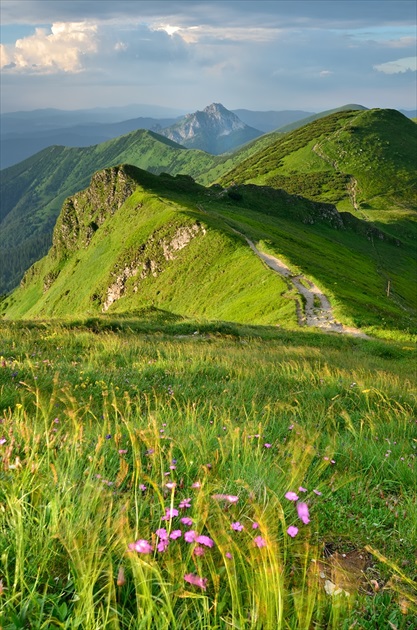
[1,95,416,630]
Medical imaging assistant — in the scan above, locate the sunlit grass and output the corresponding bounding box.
[0,320,416,628]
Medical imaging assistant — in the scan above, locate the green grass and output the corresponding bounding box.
[0,317,416,628]
[3,165,416,340]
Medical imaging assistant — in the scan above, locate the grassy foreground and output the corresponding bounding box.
[0,315,416,629]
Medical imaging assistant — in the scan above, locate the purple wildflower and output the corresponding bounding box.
[184,573,207,590]
[179,498,191,509]
[287,526,298,538]
[196,535,214,548]
[285,491,299,502]
[170,529,182,540]
[254,536,267,548]
[184,530,198,543]
[231,522,244,531]
[128,539,153,554]
[296,502,310,524]
[180,517,193,527]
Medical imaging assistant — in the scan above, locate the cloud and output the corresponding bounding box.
[374,56,417,74]
[319,70,334,77]
[1,22,98,73]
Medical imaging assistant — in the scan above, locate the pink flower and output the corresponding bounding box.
[225,551,233,559]
[231,522,244,531]
[253,536,267,548]
[180,517,193,527]
[296,502,310,524]
[191,482,201,488]
[179,498,191,509]
[184,573,207,590]
[298,486,307,493]
[170,529,182,540]
[252,522,259,529]
[155,528,168,540]
[313,489,322,496]
[264,443,272,448]
[285,491,299,502]
[165,482,176,489]
[128,539,153,553]
[212,494,239,503]
[196,535,214,548]
[184,530,198,543]
[287,526,298,538]
[193,545,205,557]
[139,484,147,492]
[157,539,169,552]
[0,438,6,445]
[162,507,179,520]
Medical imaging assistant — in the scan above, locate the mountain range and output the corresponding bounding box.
[0,102,374,169]
[1,103,416,340]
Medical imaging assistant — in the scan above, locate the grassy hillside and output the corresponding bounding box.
[0,317,416,627]
[3,165,416,339]
[2,166,294,326]
[0,130,218,294]
[219,109,417,246]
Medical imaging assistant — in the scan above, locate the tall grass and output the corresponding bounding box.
[0,320,416,628]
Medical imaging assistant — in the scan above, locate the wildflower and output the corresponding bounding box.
[165,482,176,489]
[285,491,299,501]
[105,434,112,440]
[193,545,205,556]
[139,484,147,492]
[191,481,201,488]
[118,449,128,454]
[179,498,191,509]
[296,502,310,524]
[225,552,233,559]
[298,486,307,493]
[162,507,179,520]
[252,522,259,529]
[155,528,168,540]
[184,530,198,543]
[287,526,298,538]
[0,438,6,445]
[212,494,239,503]
[184,573,207,590]
[264,443,272,448]
[231,522,244,531]
[181,517,193,527]
[196,535,214,548]
[254,536,267,548]
[157,539,170,552]
[170,529,182,540]
[128,539,153,553]
[313,489,322,496]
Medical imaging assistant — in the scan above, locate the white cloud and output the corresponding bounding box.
[374,56,417,74]
[320,70,334,77]
[1,22,98,73]
[383,36,417,49]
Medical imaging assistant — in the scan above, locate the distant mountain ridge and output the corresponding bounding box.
[157,103,263,154]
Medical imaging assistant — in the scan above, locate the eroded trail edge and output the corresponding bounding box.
[244,237,369,338]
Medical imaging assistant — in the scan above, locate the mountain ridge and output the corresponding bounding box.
[157,103,263,154]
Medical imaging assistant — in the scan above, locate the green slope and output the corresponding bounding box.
[219,108,417,245]
[3,164,416,339]
[0,130,219,294]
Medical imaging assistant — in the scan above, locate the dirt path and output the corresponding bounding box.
[244,238,369,338]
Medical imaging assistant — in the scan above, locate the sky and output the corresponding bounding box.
[0,0,416,114]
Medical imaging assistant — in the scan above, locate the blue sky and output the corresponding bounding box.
[1,0,416,113]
